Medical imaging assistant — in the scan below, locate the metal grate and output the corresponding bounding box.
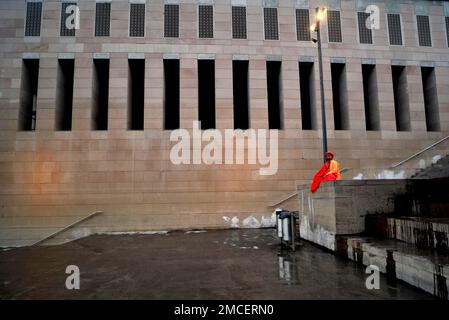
[164,4,179,38]
[232,6,247,39]
[446,17,449,47]
[357,12,373,44]
[95,2,111,37]
[60,2,77,37]
[198,5,213,38]
[264,7,279,40]
[25,1,42,37]
[327,10,342,43]
[387,13,402,45]
[129,3,145,37]
[296,9,310,41]
[417,15,432,47]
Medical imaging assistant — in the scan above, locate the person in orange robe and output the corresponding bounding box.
[310,151,342,193]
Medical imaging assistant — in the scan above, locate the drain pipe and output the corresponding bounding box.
[31,211,103,246]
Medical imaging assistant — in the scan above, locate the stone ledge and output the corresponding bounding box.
[341,236,449,299]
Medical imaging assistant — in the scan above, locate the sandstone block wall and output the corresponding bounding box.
[0,0,448,246]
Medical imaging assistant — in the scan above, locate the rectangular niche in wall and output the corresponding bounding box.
[421,66,440,132]
[266,60,283,130]
[55,59,75,131]
[361,64,380,131]
[91,58,110,130]
[330,63,349,130]
[391,65,411,131]
[128,58,145,130]
[164,59,180,130]
[18,58,40,131]
[198,59,216,129]
[298,61,316,130]
[232,60,249,130]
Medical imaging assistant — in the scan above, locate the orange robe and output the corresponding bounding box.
[310,160,341,193]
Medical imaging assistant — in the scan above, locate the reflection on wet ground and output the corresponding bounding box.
[278,250,299,285]
[0,229,433,299]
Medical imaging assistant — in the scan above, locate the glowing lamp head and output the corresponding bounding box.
[316,7,327,22]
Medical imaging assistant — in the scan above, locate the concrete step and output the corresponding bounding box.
[392,178,449,217]
[394,196,449,217]
[337,235,449,299]
[366,215,449,254]
[412,154,449,179]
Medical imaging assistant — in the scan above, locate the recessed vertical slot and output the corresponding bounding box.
[128,59,145,130]
[362,64,380,131]
[331,63,349,130]
[55,59,75,131]
[18,59,39,131]
[164,59,180,130]
[232,60,249,130]
[92,58,110,130]
[299,61,316,130]
[198,59,215,129]
[266,60,283,129]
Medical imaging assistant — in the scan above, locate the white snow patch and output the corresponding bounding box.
[100,231,169,235]
[242,215,261,228]
[223,216,240,228]
[353,173,364,180]
[185,230,207,234]
[71,228,92,239]
[432,155,442,164]
[231,216,240,228]
[261,211,277,228]
[376,170,405,179]
[419,159,426,169]
[224,212,277,229]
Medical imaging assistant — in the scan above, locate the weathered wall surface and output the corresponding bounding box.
[0,0,449,246]
[344,236,449,299]
[297,180,407,250]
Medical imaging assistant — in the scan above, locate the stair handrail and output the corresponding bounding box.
[31,211,103,246]
[389,135,449,169]
[268,135,449,208]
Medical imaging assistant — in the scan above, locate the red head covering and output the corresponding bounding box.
[324,151,334,158]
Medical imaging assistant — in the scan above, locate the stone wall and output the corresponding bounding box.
[0,0,449,246]
[297,179,407,250]
[344,236,449,299]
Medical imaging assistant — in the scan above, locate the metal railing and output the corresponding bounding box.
[31,211,103,246]
[389,135,449,169]
[268,135,449,208]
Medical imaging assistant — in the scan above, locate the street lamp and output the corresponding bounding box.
[310,7,328,163]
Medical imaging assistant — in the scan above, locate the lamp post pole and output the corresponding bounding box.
[314,8,328,163]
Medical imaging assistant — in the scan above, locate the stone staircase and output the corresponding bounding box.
[292,138,449,298]
[412,154,449,179]
[339,167,449,299]
[339,235,449,299]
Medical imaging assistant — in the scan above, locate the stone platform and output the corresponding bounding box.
[0,229,431,300]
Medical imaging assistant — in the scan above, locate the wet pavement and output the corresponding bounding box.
[0,229,433,299]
